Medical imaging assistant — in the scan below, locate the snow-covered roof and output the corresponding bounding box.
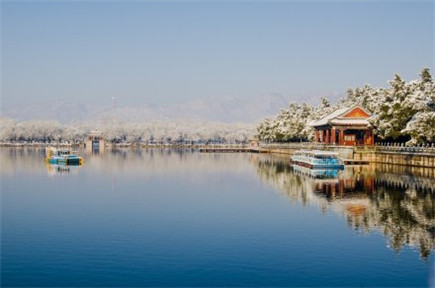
[310,106,371,127]
[295,149,339,156]
[87,130,103,136]
[309,107,349,127]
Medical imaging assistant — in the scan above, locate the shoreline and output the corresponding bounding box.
[2,142,435,168]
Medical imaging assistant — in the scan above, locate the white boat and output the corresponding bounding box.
[290,150,344,169]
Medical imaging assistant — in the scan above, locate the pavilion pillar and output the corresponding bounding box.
[339,128,344,145]
[370,129,375,146]
[325,129,330,144]
[331,127,336,144]
[315,130,319,143]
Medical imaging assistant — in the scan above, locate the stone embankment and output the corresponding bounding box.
[259,142,435,168]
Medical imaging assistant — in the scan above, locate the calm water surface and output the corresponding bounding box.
[1,148,434,287]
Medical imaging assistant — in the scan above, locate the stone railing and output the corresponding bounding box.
[375,143,435,154]
[257,142,435,154]
[259,142,322,150]
[197,144,249,149]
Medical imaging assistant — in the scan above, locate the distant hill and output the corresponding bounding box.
[160,94,294,123]
[1,101,105,123]
[1,93,339,124]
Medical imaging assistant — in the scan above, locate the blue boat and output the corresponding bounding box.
[290,150,344,169]
[45,147,84,165]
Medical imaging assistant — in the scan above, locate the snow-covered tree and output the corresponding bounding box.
[257,118,275,142]
[371,68,435,142]
[0,117,17,142]
[257,102,314,142]
[402,112,435,145]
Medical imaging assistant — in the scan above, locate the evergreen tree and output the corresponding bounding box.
[371,72,431,142]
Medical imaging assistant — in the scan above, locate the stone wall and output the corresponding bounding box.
[260,143,435,168]
[372,152,435,168]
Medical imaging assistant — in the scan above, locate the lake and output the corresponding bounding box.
[1,148,434,287]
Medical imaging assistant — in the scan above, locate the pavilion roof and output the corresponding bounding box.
[309,105,372,127]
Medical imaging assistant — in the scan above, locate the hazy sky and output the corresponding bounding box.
[2,1,434,109]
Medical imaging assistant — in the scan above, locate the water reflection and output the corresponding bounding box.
[252,154,435,260]
[1,148,434,262]
[431,262,435,288]
[2,148,433,287]
[0,147,254,180]
[45,163,82,176]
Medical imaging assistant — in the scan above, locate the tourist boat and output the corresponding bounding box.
[290,150,344,169]
[45,147,84,165]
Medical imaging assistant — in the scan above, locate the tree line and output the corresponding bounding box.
[0,118,254,145]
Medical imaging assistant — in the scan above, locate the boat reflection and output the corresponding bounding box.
[291,164,342,179]
[254,155,435,260]
[46,163,82,176]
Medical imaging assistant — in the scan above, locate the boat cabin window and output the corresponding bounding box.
[314,155,335,159]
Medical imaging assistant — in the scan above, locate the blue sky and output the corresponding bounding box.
[1,1,434,108]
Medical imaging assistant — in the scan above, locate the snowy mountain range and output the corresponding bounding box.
[2,94,325,124]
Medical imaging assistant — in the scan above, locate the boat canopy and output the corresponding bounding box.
[295,150,339,156]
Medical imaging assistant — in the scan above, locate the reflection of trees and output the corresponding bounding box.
[86,148,253,177]
[253,155,435,260]
[0,147,46,175]
[369,187,435,259]
[0,147,254,179]
[374,164,435,193]
[254,155,319,208]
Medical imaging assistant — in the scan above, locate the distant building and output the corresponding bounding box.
[310,106,374,146]
[249,136,260,147]
[85,130,105,151]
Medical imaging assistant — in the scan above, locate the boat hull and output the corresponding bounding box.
[47,156,83,165]
[45,147,84,166]
[290,150,345,170]
[291,160,344,170]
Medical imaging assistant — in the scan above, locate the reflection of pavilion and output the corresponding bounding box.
[292,165,375,223]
